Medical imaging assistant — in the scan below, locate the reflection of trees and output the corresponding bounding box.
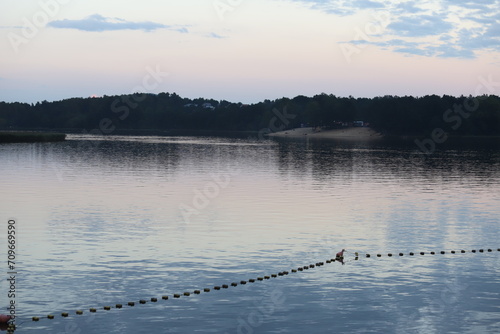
[275,139,314,181]
[67,139,182,179]
[274,138,378,185]
[273,138,500,191]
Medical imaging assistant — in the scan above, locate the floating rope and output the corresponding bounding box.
[359,248,500,258]
[5,247,497,333]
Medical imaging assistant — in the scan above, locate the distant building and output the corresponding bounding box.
[202,103,215,110]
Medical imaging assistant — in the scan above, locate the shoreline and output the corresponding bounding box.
[1,128,498,141]
[266,127,384,140]
[0,131,66,143]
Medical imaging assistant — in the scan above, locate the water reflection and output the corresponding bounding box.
[0,135,499,333]
[272,137,500,188]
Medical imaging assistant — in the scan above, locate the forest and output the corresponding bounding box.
[0,93,499,136]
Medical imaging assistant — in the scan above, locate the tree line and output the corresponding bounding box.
[0,92,499,136]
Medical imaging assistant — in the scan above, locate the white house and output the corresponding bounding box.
[202,103,215,110]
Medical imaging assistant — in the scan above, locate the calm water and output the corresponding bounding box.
[1,135,500,333]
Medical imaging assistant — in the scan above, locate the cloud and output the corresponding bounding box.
[394,1,424,14]
[207,32,225,39]
[47,14,188,33]
[293,0,500,59]
[288,0,357,16]
[485,22,500,37]
[393,46,432,57]
[352,0,384,9]
[456,27,500,52]
[288,0,388,15]
[443,0,495,11]
[387,15,454,37]
[431,46,476,59]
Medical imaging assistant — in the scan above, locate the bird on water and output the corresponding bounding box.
[0,314,11,323]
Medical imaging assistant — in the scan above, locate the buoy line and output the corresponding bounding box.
[3,247,498,333]
[358,248,500,258]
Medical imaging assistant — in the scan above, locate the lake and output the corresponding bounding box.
[1,134,499,333]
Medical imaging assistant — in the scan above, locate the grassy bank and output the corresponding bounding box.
[0,131,66,143]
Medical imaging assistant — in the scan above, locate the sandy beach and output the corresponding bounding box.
[266,127,383,139]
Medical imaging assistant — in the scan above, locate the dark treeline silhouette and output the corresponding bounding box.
[0,93,499,136]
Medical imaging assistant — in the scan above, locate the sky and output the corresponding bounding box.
[0,0,499,104]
